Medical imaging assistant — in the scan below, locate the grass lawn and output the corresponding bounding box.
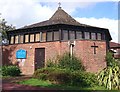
[18,78,107,90]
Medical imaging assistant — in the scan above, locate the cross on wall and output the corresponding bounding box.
[91,42,98,54]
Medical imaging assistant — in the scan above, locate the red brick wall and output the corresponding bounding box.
[2,40,106,75]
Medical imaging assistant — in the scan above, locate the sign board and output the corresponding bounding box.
[16,49,26,59]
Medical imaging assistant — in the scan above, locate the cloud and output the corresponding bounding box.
[75,17,118,42]
[0,0,118,42]
[0,0,54,28]
[0,0,97,28]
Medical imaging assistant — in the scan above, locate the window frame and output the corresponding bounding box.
[69,30,75,40]
[24,34,29,43]
[30,33,35,42]
[53,31,59,41]
[10,35,14,44]
[91,32,96,40]
[84,32,90,39]
[61,30,68,41]
[46,31,53,42]
[76,31,83,40]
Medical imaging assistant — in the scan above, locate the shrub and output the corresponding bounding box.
[106,52,117,67]
[70,71,98,87]
[58,53,85,71]
[2,65,21,76]
[33,67,56,79]
[33,67,97,87]
[46,59,57,68]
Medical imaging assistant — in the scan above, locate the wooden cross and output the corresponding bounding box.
[91,42,98,54]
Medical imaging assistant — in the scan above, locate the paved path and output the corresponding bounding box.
[2,76,58,91]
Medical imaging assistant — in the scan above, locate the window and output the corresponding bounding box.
[91,33,96,40]
[84,32,90,39]
[25,34,29,43]
[54,31,59,41]
[76,31,82,39]
[62,30,68,40]
[41,32,46,42]
[30,34,34,42]
[47,32,53,41]
[97,33,101,40]
[15,35,18,44]
[10,36,14,44]
[102,33,105,40]
[35,33,40,42]
[69,31,75,40]
[19,35,24,43]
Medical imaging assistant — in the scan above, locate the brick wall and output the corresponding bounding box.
[2,40,106,75]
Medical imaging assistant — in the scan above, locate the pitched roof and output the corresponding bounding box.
[110,42,120,48]
[20,7,89,29]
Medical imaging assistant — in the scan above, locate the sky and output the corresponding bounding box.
[0,0,119,42]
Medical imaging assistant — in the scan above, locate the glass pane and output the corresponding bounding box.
[47,32,52,41]
[15,35,18,44]
[10,36,14,44]
[35,33,40,42]
[19,35,24,43]
[85,32,90,39]
[54,31,59,41]
[102,33,105,40]
[30,34,34,42]
[69,31,75,40]
[62,30,68,40]
[97,33,101,40]
[25,34,29,43]
[91,33,96,40]
[76,31,82,39]
[41,32,46,42]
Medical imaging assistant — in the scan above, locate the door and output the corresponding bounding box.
[35,48,45,70]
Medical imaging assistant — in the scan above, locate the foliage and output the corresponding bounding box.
[2,65,21,76]
[97,66,120,90]
[97,52,120,90]
[0,15,15,45]
[46,59,57,68]
[33,67,98,87]
[58,53,85,71]
[106,52,117,67]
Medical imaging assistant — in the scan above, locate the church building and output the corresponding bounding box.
[2,6,112,75]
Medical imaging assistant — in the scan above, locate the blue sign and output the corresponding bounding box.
[16,49,26,59]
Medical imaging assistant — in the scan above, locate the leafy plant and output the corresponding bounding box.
[2,65,21,76]
[97,52,120,90]
[97,66,120,90]
[58,53,85,71]
[33,67,97,87]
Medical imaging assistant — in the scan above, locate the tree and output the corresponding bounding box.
[0,14,15,45]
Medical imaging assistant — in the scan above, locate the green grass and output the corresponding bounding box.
[18,78,107,90]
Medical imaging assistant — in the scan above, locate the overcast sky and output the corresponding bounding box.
[0,0,119,42]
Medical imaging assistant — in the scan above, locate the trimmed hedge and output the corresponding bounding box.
[2,65,21,76]
[33,68,98,87]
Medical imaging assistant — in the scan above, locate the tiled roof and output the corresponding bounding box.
[20,7,90,29]
[110,42,120,48]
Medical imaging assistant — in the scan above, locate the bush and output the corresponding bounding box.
[2,65,21,76]
[33,67,56,79]
[58,53,85,71]
[106,52,117,67]
[33,67,97,87]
